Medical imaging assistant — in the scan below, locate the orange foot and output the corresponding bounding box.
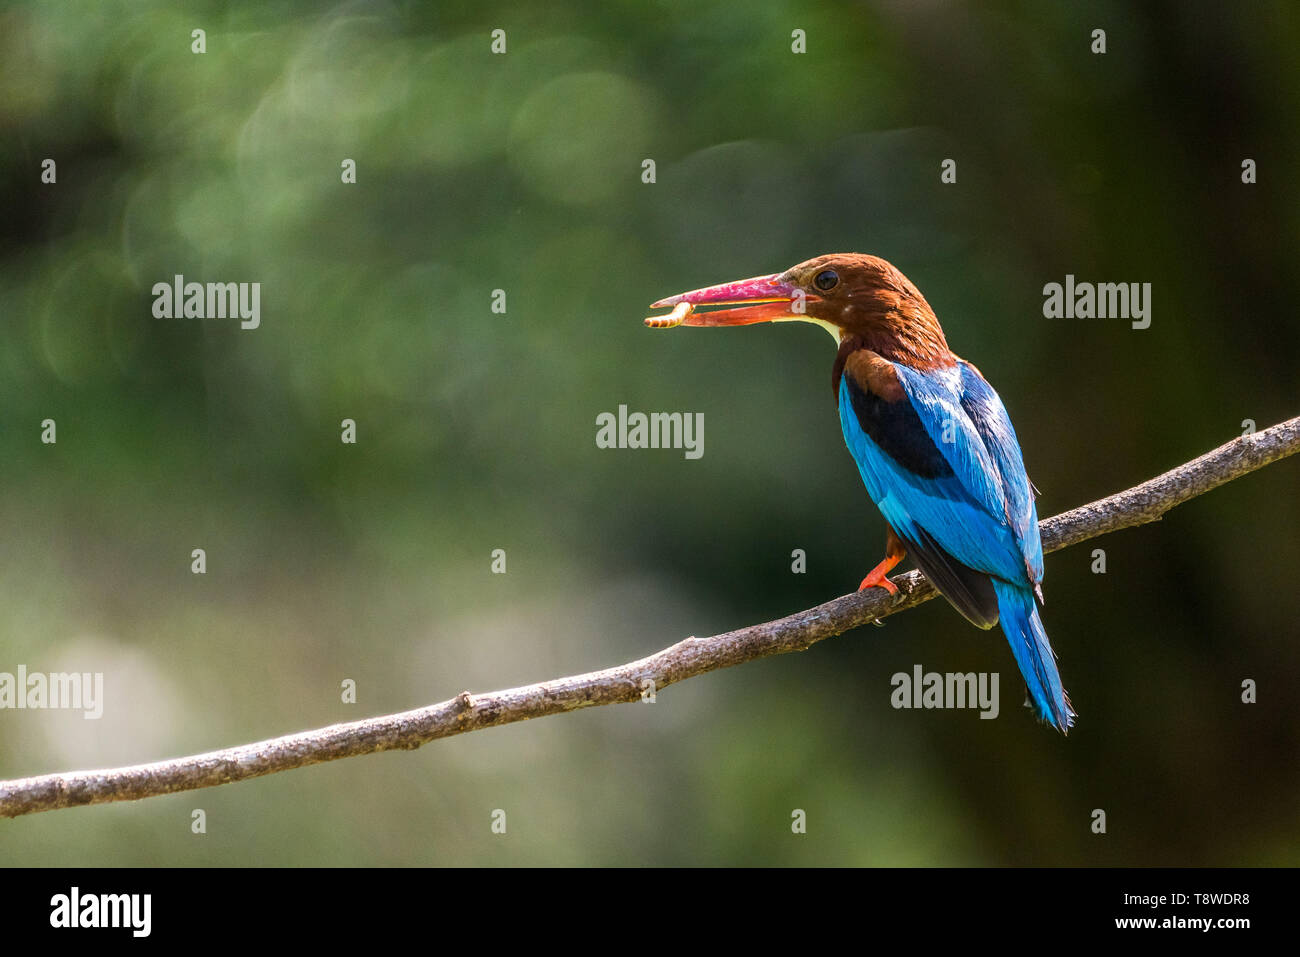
[858,553,903,595]
[858,570,899,595]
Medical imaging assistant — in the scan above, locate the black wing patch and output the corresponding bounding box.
[901,524,1000,629]
[844,375,954,480]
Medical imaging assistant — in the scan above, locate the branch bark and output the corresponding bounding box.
[3,416,1298,819]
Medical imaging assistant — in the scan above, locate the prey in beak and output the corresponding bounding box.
[645,273,816,328]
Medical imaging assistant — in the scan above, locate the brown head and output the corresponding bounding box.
[648,252,954,368]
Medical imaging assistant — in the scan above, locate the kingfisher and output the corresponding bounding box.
[646,253,1075,732]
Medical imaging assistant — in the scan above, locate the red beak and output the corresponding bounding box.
[648,273,811,326]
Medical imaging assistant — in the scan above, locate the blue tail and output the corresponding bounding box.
[992,579,1075,733]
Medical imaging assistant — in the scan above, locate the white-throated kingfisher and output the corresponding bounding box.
[647,253,1075,732]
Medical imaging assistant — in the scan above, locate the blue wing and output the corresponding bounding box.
[894,361,1044,586]
[838,356,1073,730]
[838,360,1040,593]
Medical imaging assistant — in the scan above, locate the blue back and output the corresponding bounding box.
[837,360,1044,590]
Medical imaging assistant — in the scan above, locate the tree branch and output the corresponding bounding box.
[3,416,1297,819]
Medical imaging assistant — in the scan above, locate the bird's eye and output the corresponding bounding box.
[813,269,839,291]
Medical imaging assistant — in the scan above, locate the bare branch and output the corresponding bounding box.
[2,416,1297,819]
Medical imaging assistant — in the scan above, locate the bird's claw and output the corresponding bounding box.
[857,573,899,596]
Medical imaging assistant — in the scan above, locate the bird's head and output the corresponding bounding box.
[648,252,953,367]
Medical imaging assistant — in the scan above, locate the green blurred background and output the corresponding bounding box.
[1,0,1297,865]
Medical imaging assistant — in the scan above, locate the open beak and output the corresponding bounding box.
[647,273,812,327]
